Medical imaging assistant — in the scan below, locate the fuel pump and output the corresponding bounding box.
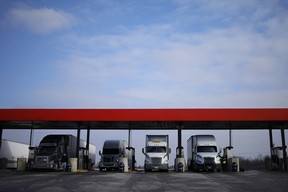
[272,146,284,171]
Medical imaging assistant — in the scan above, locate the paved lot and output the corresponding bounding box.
[0,170,288,192]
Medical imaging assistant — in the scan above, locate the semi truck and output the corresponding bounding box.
[187,135,221,172]
[142,135,170,172]
[30,134,96,171]
[99,140,135,172]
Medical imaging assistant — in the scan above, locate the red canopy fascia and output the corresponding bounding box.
[0,108,288,121]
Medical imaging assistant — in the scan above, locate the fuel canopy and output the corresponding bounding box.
[0,108,287,130]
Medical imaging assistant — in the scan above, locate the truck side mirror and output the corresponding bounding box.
[219,147,222,153]
[169,148,171,154]
[99,150,102,156]
[142,148,145,154]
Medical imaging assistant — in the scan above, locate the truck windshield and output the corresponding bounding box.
[103,148,119,155]
[39,146,57,154]
[146,146,166,153]
[197,146,217,152]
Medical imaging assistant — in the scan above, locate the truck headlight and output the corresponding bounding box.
[215,156,221,164]
[196,155,204,164]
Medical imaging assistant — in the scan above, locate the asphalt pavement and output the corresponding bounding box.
[0,170,288,192]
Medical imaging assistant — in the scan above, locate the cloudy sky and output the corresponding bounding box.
[1,0,288,165]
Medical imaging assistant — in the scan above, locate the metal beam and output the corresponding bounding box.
[85,125,90,170]
[76,124,81,170]
[177,124,183,158]
[269,128,273,157]
[229,129,232,147]
[86,125,90,151]
[281,128,287,171]
[29,122,34,148]
[1,120,287,130]
[128,129,131,148]
[0,123,3,150]
[228,123,233,147]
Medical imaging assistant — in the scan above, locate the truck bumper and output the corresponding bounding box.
[145,163,169,171]
[32,163,58,170]
[196,163,216,171]
[99,163,120,171]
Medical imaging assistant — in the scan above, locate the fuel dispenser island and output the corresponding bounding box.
[221,146,239,172]
[271,146,285,171]
[174,126,186,172]
[175,146,186,172]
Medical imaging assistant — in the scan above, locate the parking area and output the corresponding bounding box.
[0,170,287,192]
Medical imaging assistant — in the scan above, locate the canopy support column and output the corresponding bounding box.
[281,128,287,171]
[76,124,81,170]
[269,128,273,157]
[128,128,131,148]
[86,125,90,151]
[85,124,90,170]
[229,129,232,147]
[175,123,185,172]
[0,123,3,150]
[29,122,34,148]
[177,124,183,158]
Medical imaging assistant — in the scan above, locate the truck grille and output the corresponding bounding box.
[204,157,215,165]
[151,157,162,166]
[36,156,48,164]
[103,157,113,163]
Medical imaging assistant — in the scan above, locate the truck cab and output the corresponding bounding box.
[187,135,221,172]
[32,135,75,170]
[31,134,96,171]
[142,135,170,172]
[99,140,128,171]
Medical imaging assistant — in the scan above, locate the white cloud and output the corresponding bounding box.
[24,1,288,108]
[8,6,75,34]
[35,23,288,108]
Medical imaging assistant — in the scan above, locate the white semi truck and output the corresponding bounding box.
[187,135,221,172]
[31,134,96,171]
[99,140,135,172]
[142,135,170,172]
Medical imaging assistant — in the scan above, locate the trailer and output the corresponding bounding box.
[0,139,30,169]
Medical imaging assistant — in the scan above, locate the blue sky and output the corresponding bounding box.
[1,0,287,108]
[1,0,288,164]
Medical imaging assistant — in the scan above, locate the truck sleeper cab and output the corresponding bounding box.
[32,135,77,171]
[187,135,221,172]
[99,140,128,171]
[31,134,96,171]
